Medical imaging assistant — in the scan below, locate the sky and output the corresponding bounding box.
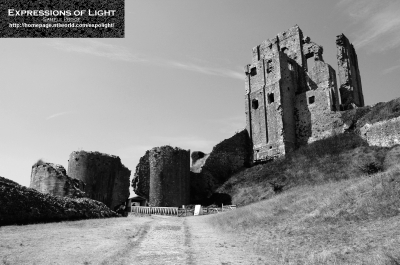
[1,0,399,197]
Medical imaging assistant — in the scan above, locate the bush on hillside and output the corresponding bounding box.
[0,176,118,226]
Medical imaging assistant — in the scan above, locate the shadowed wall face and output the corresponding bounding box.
[131,150,150,200]
[149,146,190,207]
[67,151,131,209]
[30,163,86,198]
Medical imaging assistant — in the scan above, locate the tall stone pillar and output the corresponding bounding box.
[336,33,364,108]
[149,146,190,207]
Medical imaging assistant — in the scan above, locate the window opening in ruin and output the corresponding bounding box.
[252,99,259,109]
[288,62,293,71]
[309,96,315,104]
[266,60,273,74]
[268,93,275,104]
[250,67,257,76]
[257,46,261,61]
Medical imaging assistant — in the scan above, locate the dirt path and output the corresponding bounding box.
[0,214,265,264]
[126,214,264,265]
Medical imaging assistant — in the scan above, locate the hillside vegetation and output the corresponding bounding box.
[210,133,400,264]
[217,133,395,206]
[0,176,118,226]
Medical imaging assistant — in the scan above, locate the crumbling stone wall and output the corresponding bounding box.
[245,25,363,161]
[149,146,190,207]
[67,151,131,209]
[359,117,400,147]
[30,162,86,198]
[190,129,252,203]
[336,34,364,108]
[245,46,298,160]
[131,150,150,200]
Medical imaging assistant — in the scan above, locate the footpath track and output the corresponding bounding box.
[126,214,264,265]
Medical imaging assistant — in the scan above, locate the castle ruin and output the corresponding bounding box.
[149,146,190,207]
[132,146,191,207]
[244,25,364,162]
[67,151,131,209]
[30,162,86,198]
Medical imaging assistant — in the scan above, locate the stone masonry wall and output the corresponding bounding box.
[190,129,252,203]
[67,151,131,209]
[359,117,400,147]
[30,162,86,198]
[131,150,150,200]
[245,25,363,161]
[149,146,190,207]
[336,34,364,108]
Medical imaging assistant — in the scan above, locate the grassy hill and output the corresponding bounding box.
[209,133,400,264]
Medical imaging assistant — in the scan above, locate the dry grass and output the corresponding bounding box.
[0,216,150,265]
[209,165,400,264]
[217,133,394,206]
[356,97,400,128]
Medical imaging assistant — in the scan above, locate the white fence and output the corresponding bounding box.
[131,206,179,216]
[130,205,237,217]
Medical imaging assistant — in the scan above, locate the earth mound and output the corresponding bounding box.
[0,176,118,226]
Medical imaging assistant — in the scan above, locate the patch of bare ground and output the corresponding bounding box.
[0,216,151,265]
[1,213,264,265]
[186,215,267,264]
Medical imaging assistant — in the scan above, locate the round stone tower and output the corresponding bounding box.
[67,151,131,209]
[149,146,190,207]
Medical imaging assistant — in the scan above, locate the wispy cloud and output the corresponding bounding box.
[46,111,73,120]
[49,39,147,62]
[48,40,243,80]
[338,0,400,52]
[382,63,400,75]
[168,61,243,80]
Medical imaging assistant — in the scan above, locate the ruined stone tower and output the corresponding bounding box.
[67,151,131,209]
[245,25,362,162]
[149,146,190,207]
[30,162,86,198]
[336,34,364,109]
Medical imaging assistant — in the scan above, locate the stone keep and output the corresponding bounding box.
[149,146,190,207]
[67,151,131,209]
[30,162,86,198]
[244,25,363,162]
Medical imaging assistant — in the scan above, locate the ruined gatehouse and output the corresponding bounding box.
[244,25,364,162]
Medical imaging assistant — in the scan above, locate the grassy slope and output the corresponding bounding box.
[218,133,390,206]
[356,97,400,128]
[210,133,400,264]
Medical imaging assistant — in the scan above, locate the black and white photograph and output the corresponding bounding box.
[1,0,400,264]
